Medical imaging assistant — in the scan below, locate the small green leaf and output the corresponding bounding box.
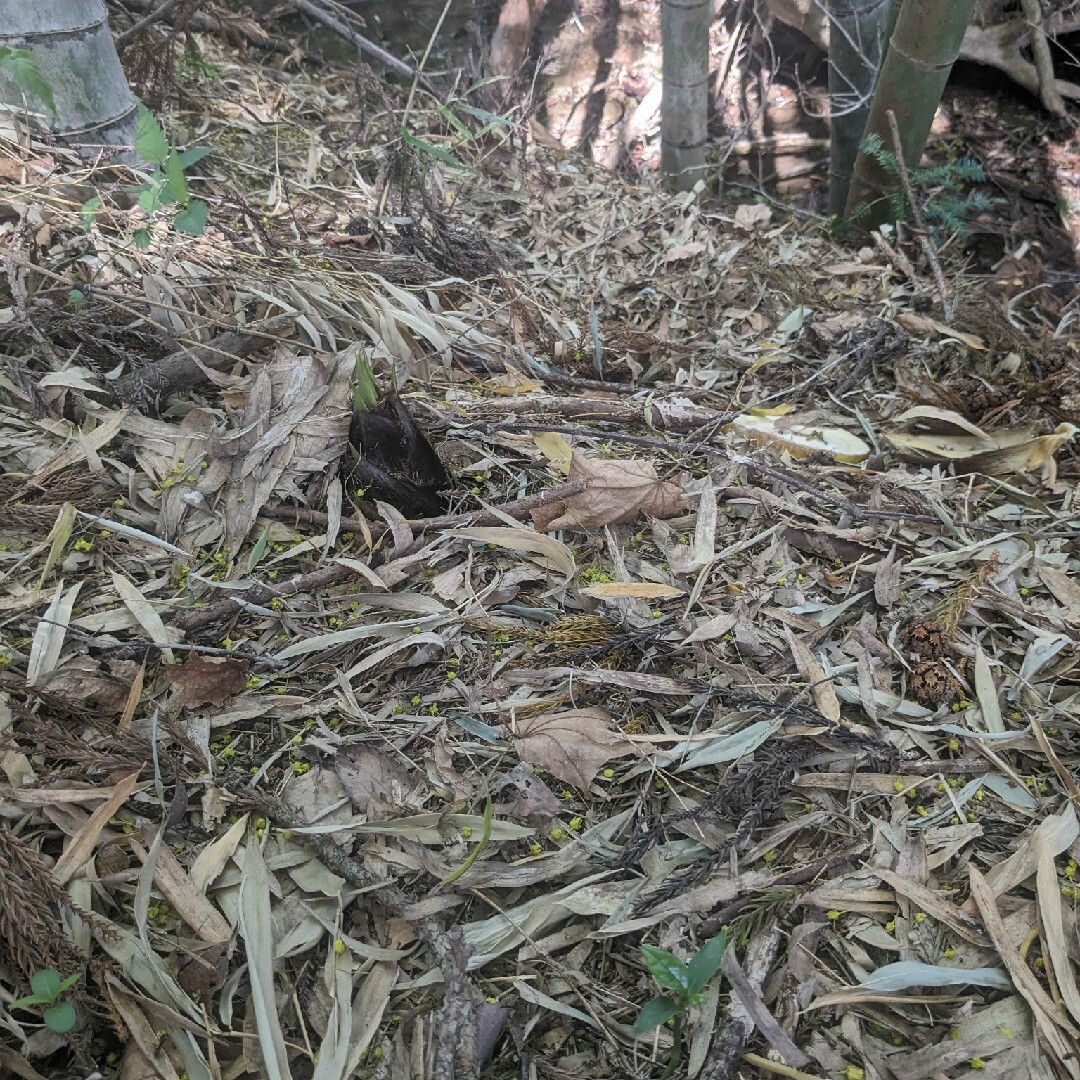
[80,196,103,232]
[633,995,680,1035]
[247,523,273,572]
[686,930,727,994]
[138,186,162,215]
[55,973,81,995]
[44,1000,76,1034]
[30,970,62,1000]
[353,353,379,411]
[641,945,689,994]
[401,129,476,173]
[135,101,169,165]
[455,102,511,127]
[436,103,473,140]
[8,993,49,1011]
[68,289,87,310]
[132,227,151,250]
[173,199,208,236]
[464,75,502,92]
[163,151,189,205]
[177,146,211,169]
[0,50,56,117]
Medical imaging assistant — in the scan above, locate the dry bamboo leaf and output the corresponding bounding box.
[341,631,446,681]
[1035,839,1080,1027]
[893,406,995,438]
[785,627,840,722]
[313,946,354,1080]
[37,502,75,588]
[972,645,1004,733]
[1037,565,1080,622]
[342,959,398,1075]
[874,868,990,947]
[728,413,871,463]
[105,983,183,1080]
[118,659,145,731]
[580,581,682,599]
[238,833,292,1079]
[968,866,1080,1068]
[111,572,176,664]
[895,313,985,348]
[451,525,577,580]
[191,815,249,894]
[51,770,140,886]
[26,580,81,687]
[31,408,128,485]
[92,919,204,1023]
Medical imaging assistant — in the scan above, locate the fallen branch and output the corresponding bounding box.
[112,313,296,404]
[284,0,436,92]
[112,0,295,53]
[885,109,953,324]
[703,928,785,1080]
[261,477,588,533]
[1018,0,1067,118]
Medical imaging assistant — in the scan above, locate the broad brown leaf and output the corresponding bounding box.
[512,707,641,789]
[167,653,251,708]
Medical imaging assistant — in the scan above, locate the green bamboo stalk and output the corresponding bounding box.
[661,0,711,191]
[843,0,977,230]
[826,0,890,214]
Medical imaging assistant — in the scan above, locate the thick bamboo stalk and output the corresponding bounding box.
[826,0,889,214]
[661,0,711,191]
[0,0,136,157]
[843,0,977,230]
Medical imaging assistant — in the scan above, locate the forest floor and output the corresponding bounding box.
[1,11,1080,1080]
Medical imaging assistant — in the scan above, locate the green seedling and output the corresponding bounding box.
[848,133,997,242]
[634,930,728,1078]
[79,101,210,251]
[7,969,80,1034]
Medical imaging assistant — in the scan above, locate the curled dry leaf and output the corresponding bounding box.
[510,707,642,789]
[530,450,684,531]
[959,423,1077,481]
[885,422,1078,482]
[894,313,985,349]
[727,412,870,463]
[166,653,251,708]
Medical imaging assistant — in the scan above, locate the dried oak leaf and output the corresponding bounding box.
[334,745,414,814]
[167,653,251,708]
[511,706,642,789]
[531,450,684,531]
[177,940,230,1001]
[910,660,959,706]
[494,761,562,823]
[43,655,141,712]
[901,620,947,660]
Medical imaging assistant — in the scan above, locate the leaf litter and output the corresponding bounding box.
[0,29,1079,1080]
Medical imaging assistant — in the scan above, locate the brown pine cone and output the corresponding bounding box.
[901,619,947,660]
[910,660,959,706]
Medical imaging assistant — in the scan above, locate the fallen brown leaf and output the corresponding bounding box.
[531,450,683,531]
[511,707,642,788]
[167,653,251,708]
